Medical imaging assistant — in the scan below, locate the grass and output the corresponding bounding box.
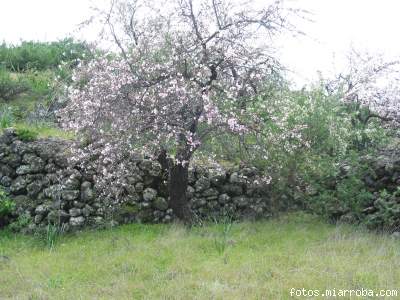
[0,69,74,140]
[0,213,399,299]
[13,123,73,139]
[0,123,73,140]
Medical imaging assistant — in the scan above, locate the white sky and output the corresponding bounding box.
[1,0,400,85]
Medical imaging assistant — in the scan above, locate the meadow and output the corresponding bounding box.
[1,213,399,299]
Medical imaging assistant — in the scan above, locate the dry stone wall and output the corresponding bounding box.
[0,129,275,231]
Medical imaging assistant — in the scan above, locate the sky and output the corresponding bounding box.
[1,0,400,85]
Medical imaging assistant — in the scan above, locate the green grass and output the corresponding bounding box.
[0,124,73,140]
[13,123,73,139]
[0,213,399,299]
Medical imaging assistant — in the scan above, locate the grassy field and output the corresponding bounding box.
[0,213,399,300]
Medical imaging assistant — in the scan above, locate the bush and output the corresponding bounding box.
[0,68,29,100]
[24,70,52,96]
[0,106,15,128]
[0,187,15,228]
[307,162,374,222]
[8,214,32,232]
[364,188,400,230]
[0,39,91,72]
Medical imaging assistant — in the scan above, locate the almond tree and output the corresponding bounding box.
[61,0,300,221]
[326,49,400,126]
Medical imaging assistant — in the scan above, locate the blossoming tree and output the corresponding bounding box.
[61,0,299,221]
[326,50,400,127]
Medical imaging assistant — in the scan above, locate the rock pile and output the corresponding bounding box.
[0,129,275,231]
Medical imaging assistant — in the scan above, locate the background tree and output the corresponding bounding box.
[61,0,302,221]
[326,49,400,128]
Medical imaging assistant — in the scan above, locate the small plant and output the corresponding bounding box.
[46,224,59,250]
[0,187,15,228]
[0,67,29,100]
[0,106,15,128]
[8,214,32,232]
[15,127,38,141]
[0,188,15,216]
[34,223,65,250]
[212,215,233,255]
[25,70,52,96]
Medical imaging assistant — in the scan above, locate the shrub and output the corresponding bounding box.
[0,68,29,100]
[364,188,400,231]
[0,187,15,228]
[24,70,52,96]
[308,164,374,222]
[8,214,32,232]
[0,106,15,128]
[0,39,91,72]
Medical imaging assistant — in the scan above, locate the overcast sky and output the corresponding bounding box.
[1,0,400,85]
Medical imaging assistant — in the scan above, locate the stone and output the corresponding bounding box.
[229,172,247,185]
[210,173,227,187]
[153,210,165,221]
[0,176,12,187]
[207,201,219,209]
[12,195,35,214]
[73,201,85,208]
[218,193,231,204]
[0,164,15,178]
[140,202,151,208]
[64,177,80,190]
[241,167,257,177]
[82,205,94,217]
[80,181,94,202]
[192,198,207,208]
[70,216,85,227]
[51,200,63,210]
[127,174,143,185]
[34,214,44,224]
[34,140,63,160]
[152,197,168,211]
[391,232,400,239]
[43,184,63,200]
[62,190,80,201]
[2,154,21,168]
[222,184,243,196]
[18,154,45,173]
[163,215,172,223]
[124,185,136,195]
[44,163,57,173]
[186,185,195,199]
[10,176,28,194]
[11,140,34,156]
[202,188,219,197]
[0,128,16,144]
[35,204,49,215]
[143,188,157,202]
[232,196,248,208]
[139,160,161,177]
[94,216,104,225]
[188,169,196,184]
[135,182,144,193]
[47,210,69,225]
[26,181,44,198]
[69,208,82,217]
[54,154,68,168]
[195,177,210,192]
[45,173,59,184]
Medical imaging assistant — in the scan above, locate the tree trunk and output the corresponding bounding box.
[169,162,192,223]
